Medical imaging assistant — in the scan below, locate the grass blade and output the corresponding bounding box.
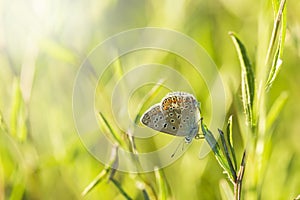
[134,79,165,124]
[81,167,111,197]
[81,145,118,197]
[154,167,169,200]
[266,48,282,91]
[98,112,127,148]
[10,78,27,141]
[229,32,255,126]
[110,178,133,200]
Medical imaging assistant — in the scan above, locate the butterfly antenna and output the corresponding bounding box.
[171,138,185,158]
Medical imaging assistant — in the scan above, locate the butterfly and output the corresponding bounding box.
[140,92,202,153]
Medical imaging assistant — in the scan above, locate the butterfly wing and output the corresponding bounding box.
[140,104,167,132]
[141,104,184,136]
[141,92,201,139]
[161,93,200,137]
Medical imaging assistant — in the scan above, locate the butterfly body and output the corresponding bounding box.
[140,92,201,143]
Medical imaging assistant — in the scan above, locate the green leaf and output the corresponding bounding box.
[229,32,255,126]
[266,48,282,91]
[226,116,237,171]
[265,0,287,90]
[9,169,25,200]
[81,167,111,197]
[81,145,118,197]
[98,112,127,148]
[201,120,234,182]
[272,0,287,57]
[10,78,27,141]
[154,167,171,200]
[219,179,234,200]
[266,92,288,131]
[110,178,133,200]
[218,129,237,182]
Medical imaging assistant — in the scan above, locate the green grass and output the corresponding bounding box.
[0,0,300,199]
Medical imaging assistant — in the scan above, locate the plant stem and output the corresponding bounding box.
[111,178,133,200]
[234,150,246,200]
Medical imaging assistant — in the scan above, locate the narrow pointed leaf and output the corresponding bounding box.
[218,129,237,182]
[201,120,233,181]
[265,0,287,90]
[98,112,127,148]
[266,92,288,131]
[226,116,237,170]
[229,32,255,126]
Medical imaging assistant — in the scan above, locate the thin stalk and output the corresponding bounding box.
[110,178,133,200]
[234,150,246,200]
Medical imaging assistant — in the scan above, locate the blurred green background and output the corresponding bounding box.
[0,0,300,199]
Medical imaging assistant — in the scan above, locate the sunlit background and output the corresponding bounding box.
[0,0,300,199]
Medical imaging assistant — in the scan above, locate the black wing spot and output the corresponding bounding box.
[172,126,176,130]
[163,123,168,128]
